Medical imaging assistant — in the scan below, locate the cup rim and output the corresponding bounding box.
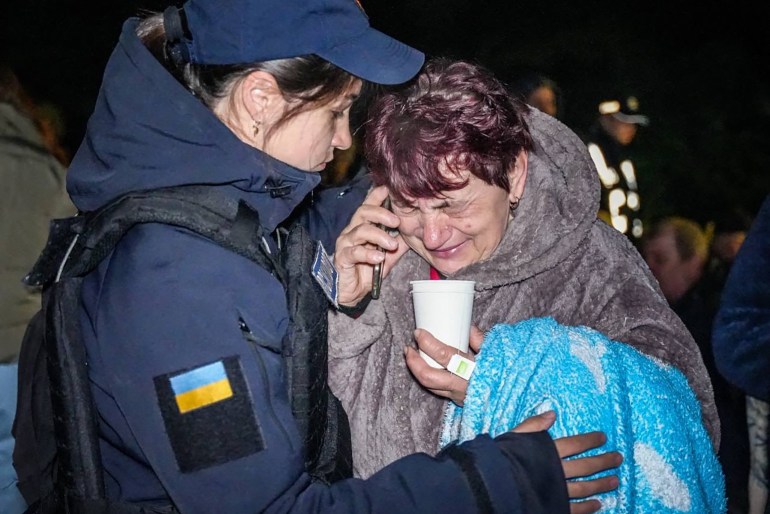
[410,279,476,294]
[409,280,476,285]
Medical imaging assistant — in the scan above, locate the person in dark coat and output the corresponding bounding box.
[713,196,770,514]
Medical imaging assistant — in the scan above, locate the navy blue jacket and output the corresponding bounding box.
[713,196,770,402]
[65,18,567,513]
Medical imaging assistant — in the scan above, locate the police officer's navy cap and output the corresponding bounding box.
[163,0,424,85]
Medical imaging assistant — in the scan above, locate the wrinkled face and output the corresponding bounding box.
[392,170,514,276]
[642,228,696,303]
[265,80,362,172]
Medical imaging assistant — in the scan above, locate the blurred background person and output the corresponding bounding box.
[642,217,708,308]
[701,207,754,309]
[586,94,648,241]
[0,65,74,363]
[504,66,561,118]
[32,102,70,167]
[713,195,770,514]
[643,216,750,514]
[710,209,753,266]
[0,64,73,514]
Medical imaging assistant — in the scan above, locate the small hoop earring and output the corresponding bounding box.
[509,196,520,212]
[253,121,261,138]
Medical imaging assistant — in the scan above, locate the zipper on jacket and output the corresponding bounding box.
[238,317,294,450]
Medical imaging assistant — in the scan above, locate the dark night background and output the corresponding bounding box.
[2,0,769,224]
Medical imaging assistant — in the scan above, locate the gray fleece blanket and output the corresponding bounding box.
[328,109,718,479]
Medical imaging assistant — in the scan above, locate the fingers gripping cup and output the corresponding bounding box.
[410,280,475,368]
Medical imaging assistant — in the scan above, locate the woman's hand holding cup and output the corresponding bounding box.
[405,325,484,406]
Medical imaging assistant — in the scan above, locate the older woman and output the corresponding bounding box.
[330,59,719,480]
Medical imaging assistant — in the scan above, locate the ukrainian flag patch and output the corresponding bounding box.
[170,361,233,413]
[154,356,264,473]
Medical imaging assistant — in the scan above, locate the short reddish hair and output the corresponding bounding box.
[365,58,533,204]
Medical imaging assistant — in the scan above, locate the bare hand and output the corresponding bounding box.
[557,430,621,513]
[333,186,408,306]
[404,326,484,405]
[513,412,622,514]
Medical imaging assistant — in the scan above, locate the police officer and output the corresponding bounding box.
[586,95,649,240]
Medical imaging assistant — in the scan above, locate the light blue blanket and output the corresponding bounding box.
[441,317,725,513]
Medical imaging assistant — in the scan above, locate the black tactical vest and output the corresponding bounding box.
[13,185,352,514]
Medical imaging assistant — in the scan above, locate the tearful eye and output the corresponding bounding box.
[444,204,466,216]
[392,203,417,215]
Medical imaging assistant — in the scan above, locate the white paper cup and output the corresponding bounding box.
[410,280,475,368]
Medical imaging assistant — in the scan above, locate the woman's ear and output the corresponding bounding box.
[508,149,529,203]
[235,70,285,148]
[241,71,282,121]
[212,70,283,148]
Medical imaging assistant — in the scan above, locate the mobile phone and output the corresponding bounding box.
[371,197,392,300]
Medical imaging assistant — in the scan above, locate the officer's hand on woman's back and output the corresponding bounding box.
[510,411,622,514]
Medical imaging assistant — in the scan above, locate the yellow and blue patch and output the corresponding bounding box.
[170,361,233,413]
[154,356,264,473]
